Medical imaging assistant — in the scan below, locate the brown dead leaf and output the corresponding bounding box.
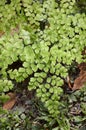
[78,62,86,71]
[3,92,16,110]
[72,62,86,90]
[7,92,16,99]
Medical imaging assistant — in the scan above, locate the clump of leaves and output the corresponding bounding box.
[0,0,86,129]
[38,85,86,130]
[0,110,32,130]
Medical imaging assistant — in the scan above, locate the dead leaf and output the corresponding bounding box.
[78,62,86,71]
[73,72,86,90]
[3,92,16,110]
[7,92,16,99]
[72,62,86,90]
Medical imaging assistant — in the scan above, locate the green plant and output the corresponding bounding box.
[0,110,32,130]
[0,0,86,129]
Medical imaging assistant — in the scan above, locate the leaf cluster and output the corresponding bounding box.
[0,0,86,128]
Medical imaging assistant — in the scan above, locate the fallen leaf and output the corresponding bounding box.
[7,92,16,99]
[3,92,16,110]
[72,62,86,90]
[78,62,86,71]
